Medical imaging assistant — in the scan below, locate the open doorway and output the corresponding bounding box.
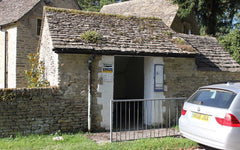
[113,56,144,130]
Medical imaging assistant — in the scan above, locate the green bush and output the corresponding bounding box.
[80,30,102,44]
[218,29,240,63]
[24,53,49,87]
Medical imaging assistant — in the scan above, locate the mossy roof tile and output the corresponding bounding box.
[0,0,41,26]
[44,7,197,57]
[178,33,240,72]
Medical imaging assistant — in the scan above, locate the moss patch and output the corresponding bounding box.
[171,37,196,52]
[80,30,102,44]
[44,6,162,22]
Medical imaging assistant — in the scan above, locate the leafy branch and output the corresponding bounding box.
[24,53,50,88]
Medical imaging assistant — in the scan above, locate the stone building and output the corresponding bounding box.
[0,0,80,88]
[39,7,240,130]
[100,0,200,35]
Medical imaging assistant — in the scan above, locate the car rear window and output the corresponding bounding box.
[188,89,236,109]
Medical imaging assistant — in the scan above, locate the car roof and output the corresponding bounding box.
[200,82,240,94]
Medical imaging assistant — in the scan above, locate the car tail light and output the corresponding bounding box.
[181,106,187,116]
[215,113,240,127]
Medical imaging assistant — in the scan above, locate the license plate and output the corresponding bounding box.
[192,112,209,121]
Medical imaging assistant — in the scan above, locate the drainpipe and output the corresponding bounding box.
[88,54,95,132]
[4,30,7,88]
[0,26,7,88]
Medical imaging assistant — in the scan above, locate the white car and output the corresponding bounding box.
[179,82,240,150]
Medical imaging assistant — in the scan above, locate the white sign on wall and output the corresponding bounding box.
[102,64,113,82]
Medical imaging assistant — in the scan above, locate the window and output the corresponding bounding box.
[188,89,236,109]
[37,19,42,36]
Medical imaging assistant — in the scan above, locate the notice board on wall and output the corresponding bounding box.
[102,64,113,82]
[154,64,164,92]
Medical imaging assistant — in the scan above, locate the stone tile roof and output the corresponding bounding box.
[44,7,197,57]
[100,0,178,27]
[0,0,80,26]
[0,0,41,26]
[178,33,240,72]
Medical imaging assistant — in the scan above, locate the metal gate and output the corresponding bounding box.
[110,98,185,142]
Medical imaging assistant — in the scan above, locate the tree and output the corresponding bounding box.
[172,0,240,36]
[218,28,240,63]
[24,53,49,88]
[78,0,129,12]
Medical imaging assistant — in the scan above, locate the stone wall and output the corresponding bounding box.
[0,53,105,137]
[0,87,88,138]
[16,5,43,87]
[39,15,59,86]
[50,0,79,9]
[1,56,240,137]
[164,57,240,98]
[58,54,103,131]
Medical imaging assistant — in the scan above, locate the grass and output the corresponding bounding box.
[0,133,198,150]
